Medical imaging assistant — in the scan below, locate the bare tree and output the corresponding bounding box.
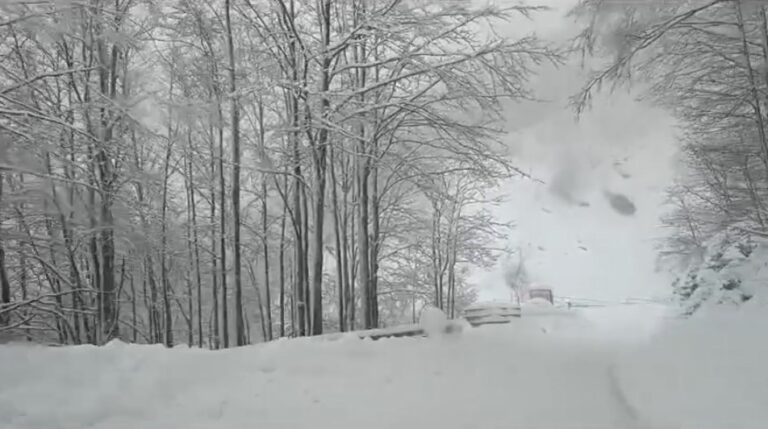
[571,0,768,309]
[0,0,556,343]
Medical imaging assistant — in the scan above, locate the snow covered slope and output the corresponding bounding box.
[1,308,766,429]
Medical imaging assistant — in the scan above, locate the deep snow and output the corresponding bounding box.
[1,306,766,429]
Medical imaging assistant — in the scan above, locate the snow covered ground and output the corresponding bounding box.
[1,305,766,429]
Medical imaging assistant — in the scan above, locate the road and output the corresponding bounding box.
[1,307,764,429]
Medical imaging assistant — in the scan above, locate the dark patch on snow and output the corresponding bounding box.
[722,278,740,291]
[737,241,755,258]
[677,273,699,299]
[603,191,636,216]
[707,253,729,272]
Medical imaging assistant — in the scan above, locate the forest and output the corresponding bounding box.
[3,0,768,347]
[0,0,557,346]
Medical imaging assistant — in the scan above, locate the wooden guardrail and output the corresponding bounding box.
[463,304,521,327]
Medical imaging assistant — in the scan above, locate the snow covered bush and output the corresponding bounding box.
[673,230,768,316]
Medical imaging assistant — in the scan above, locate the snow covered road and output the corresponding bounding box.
[1,308,766,429]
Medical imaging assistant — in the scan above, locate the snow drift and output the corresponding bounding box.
[0,306,766,429]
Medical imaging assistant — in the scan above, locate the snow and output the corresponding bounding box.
[418,306,450,337]
[523,297,553,307]
[673,231,768,315]
[616,305,768,429]
[1,305,766,429]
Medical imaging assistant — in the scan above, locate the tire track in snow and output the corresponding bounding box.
[605,364,651,429]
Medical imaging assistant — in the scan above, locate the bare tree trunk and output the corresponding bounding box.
[98,114,118,343]
[87,148,102,344]
[0,175,10,326]
[262,184,273,340]
[448,231,458,319]
[187,136,204,347]
[289,254,296,336]
[184,148,196,346]
[130,130,160,343]
[330,146,345,331]
[19,227,30,341]
[292,114,307,337]
[293,168,306,337]
[225,0,245,347]
[219,99,229,349]
[346,159,356,330]
[129,273,137,343]
[310,136,327,334]
[253,97,273,340]
[354,13,374,328]
[63,77,84,343]
[301,185,310,334]
[160,70,175,346]
[160,148,174,346]
[431,207,441,309]
[342,153,354,330]
[65,137,84,343]
[146,259,161,343]
[308,0,333,336]
[357,149,372,328]
[369,146,380,327]
[279,0,307,337]
[196,5,222,350]
[94,1,121,343]
[279,175,288,337]
[208,123,220,350]
[247,262,267,342]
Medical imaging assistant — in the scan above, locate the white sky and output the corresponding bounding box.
[474,0,679,303]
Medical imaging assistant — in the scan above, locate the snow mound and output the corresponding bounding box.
[419,306,450,336]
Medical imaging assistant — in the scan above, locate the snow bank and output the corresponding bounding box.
[1,305,765,429]
[0,320,628,429]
